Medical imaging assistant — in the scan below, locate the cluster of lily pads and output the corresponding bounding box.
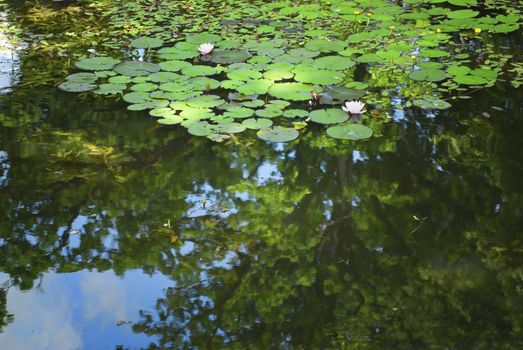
[57,0,522,142]
[60,34,375,142]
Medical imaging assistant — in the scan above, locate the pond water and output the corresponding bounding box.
[1,0,523,349]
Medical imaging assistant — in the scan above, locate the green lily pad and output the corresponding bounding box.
[294,69,345,85]
[130,37,164,49]
[181,65,217,77]
[453,75,488,85]
[58,81,97,92]
[237,80,272,95]
[108,75,132,84]
[326,124,373,140]
[215,123,246,134]
[227,69,263,81]
[268,82,318,101]
[187,121,216,136]
[65,72,98,83]
[412,97,452,110]
[114,61,161,76]
[159,60,192,72]
[257,126,299,142]
[409,69,447,82]
[309,109,349,124]
[186,95,225,108]
[95,83,127,95]
[209,50,252,64]
[313,56,355,70]
[223,107,255,119]
[131,82,158,92]
[304,39,346,52]
[75,57,121,71]
[242,118,273,129]
[255,107,283,118]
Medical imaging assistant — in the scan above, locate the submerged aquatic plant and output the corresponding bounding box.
[342,101,366,115]
[198,43,214,56]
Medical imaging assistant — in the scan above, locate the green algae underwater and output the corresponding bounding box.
[1,0,523,349]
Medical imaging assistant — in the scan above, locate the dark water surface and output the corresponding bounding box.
[1,1,523,350]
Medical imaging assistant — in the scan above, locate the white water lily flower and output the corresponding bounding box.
[198,43,214,55]
[342,100,366,115]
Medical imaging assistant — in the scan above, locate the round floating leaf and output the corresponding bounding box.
[211,115,235,124]
[313,56,355,70]
[257,126,299,142]
[95,83,127,95]
[147,72,182,82]
[323,86,366,102]
[108,75,132,84]
[159,81,193,92]
[158,116,183,125]
[130,37,164,49]
[191,77,220,90]
[263,69,294,81]
[215,123,246,134]
[58,81,96,92]
[114,61,161,76]
[159,60,192,72]
[131,82,158,92]
[304,39,346,52]
[187,121,215,136]
[185,33,221,44]
[283,109,309,118]
[210,50,252,64]
[65,72,97,83]
[453,75,487,85]
[123,91,151,104]
[447,10,479,19]
[158,47,198,60]
[242,118,273,129]
[75,57,120,71]
[326,124,373,140]
[128,99,169,111]
[223,107,255,119]
[412,97,452,110]
[255,107,283,118]
[181,65,217,77]
[409,69,447,82]
[309,109,349,124]
[180,107,214,120]
[294,69,345,85]
[186,95,224,108]
[150,107,177,118]
[269,82,318,101]
[237,80,272,95]
[242,99,265,108]
[227,69,263,81]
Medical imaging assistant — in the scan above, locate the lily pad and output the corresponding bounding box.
[269,82,319,101]
[58,81,97,92]
[412,97,452,110]
[210,50,252,64]
[257,126,299,142]
[130,37,164,49]
[242,118,273,129]
[75,57,121,71]
[326,124,373,140]
[309,109,349,124]
[294,69,345,85]
[114,61,161,76]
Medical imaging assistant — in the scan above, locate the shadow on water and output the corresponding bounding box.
[0,1,523,349]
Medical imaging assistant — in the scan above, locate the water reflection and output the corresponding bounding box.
[0,270,172,350]
[0,2,523,350]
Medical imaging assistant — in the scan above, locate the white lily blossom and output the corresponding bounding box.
[342,100,366,115]
[198,43,214,56]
